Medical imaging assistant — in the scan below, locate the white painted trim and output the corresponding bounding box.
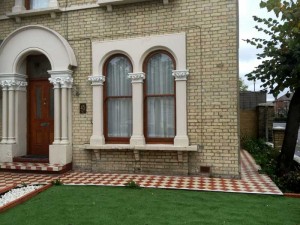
[92,33,186,74]
[0,26,76,164]
[85,144,198,151]
[0,25,77,74]
[90,33,189,147]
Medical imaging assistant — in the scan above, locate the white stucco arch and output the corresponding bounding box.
[0,25,77,165]
[99,50,134,74]
[139,46,178,70]
[0,25,77,74]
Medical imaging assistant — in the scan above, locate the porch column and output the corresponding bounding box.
[128,72,145,145]
[7,83,16,143]
[1,86,8,143]
[52,82,61,144]
[172,70,189,146]
[48,70,73,165]
[12,0,26,12]
[61,84,70,144]
[49,70,73,144]
[88,75,105,145]
[0,78,27,162]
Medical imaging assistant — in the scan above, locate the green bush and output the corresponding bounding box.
[124,180,141,189]
[242,137,300,193]
[278,171,300,193]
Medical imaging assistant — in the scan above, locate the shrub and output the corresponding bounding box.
[242,137,300,193]
[278,171,300,193]
[52,178,63,186]
[125,180,141,189]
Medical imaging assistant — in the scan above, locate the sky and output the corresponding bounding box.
[239,0,278,101]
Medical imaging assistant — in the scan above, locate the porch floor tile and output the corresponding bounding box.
[0,162,66,172]
[0,150,282,195]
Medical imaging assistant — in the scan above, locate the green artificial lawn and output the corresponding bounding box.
[1,186,300,225]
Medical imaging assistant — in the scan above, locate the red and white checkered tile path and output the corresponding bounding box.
[0,150,282,195]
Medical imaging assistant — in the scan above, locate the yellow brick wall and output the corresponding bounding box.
[240,109,258,139]
[0,0,240,178]
[273,129,285,151]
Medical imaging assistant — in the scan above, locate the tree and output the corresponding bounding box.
[239,77,249,91]
[245,0,300,175]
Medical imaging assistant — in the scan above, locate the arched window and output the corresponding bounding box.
[104,55,132,143]
[144,51,176,143]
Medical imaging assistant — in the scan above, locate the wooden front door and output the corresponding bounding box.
[27,55,54,156]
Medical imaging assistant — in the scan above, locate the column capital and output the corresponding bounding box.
[172,70,189,81]
[128,72,145,83]
[48,70,74,88]
[0,80,28,90]
[88,75,106,86]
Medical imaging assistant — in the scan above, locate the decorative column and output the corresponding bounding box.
[1,85,8,143]
[60,79,72,144]
[128,72,145,146]
[49,70,73,144]
[12,0,26,12]
[50,80,61,144]
[48,70,73,165]
[172,70,189,146]
[88,75,105,145]
[0,78,27,162]
[7,83,16,143]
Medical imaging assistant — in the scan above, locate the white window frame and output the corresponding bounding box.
[88,33,189,147]
[8,0,59,22]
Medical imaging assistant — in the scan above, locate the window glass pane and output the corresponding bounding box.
[107,98,132,137]
[147,97,175,138]
[106,56,132,97]
[35,87,42,119]
[27,55,51,79]
[30,0,49,9]
[147,53,174,95]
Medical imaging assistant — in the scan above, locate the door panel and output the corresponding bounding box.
[27,55,53,156]
[28,81,54,155]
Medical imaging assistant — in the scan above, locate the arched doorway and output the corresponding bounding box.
[27,54,54,157]
[0,25,77,164]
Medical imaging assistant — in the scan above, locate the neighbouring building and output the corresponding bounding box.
[274,93,293,118]
[0,0,240,178]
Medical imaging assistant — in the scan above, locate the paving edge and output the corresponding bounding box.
[284,193,300,198]
[0,183,52,213]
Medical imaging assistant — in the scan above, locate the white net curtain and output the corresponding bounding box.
[146,53,175,138]
[106,56,132,138]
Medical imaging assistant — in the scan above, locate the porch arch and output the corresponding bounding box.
[0,25,77,164]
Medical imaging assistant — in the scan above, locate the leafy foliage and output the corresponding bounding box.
[51,178,63,186]
[124,180,141,189]
[242,137,300,193]
[245,0,300,97]
[239,77,249,91]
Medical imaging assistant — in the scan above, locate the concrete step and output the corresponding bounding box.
[0,162,72,174]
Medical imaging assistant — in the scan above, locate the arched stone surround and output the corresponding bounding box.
[0,25,77,164]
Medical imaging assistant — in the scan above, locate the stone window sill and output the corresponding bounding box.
[85,144,198,162]
[7,7,61,22]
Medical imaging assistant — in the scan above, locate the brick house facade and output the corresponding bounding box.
[0,0,240,178]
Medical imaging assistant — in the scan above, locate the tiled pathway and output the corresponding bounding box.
[0,150,282,195]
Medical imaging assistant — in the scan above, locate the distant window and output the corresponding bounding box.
[25,0,49,10]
